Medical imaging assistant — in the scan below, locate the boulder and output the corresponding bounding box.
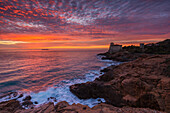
[55,101,69,111]
[22,95,31,101]
[0,100,23,112]
[70,81,124,107]
[22,100,33,107]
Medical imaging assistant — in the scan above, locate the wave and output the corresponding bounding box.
[0,56,120,108]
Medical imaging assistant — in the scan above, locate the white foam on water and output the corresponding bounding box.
[29,69,105,108]
[0,56,121,108]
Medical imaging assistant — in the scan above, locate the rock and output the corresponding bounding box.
[97,99,101,102]
[100,51,143,62]
[13,92,18,97]
[23,95,31,101]
[70,81,124,107]
[0,92,18,99]
[60,103,90,113]
[22,100,33,107]
[0,100,165,113]
[70,55,170,112]
[100,68,110,72]
[48,97,57,102]
[92,103,164,113]
[121,78,151,96]
[135,93,160,110]
[43,103,55,113]
[18,94,23,98]
[16,102,55,113]
[95,71,115,82]
[140,75,161,87]
[0,100,23,112]
[55,101,69,111]
[165,93,170,113]
[34,101,38,104]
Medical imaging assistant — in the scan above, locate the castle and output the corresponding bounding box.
[108,42,122,54]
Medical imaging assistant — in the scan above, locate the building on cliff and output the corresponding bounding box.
[140,43,144,49]
[108,42,122,54]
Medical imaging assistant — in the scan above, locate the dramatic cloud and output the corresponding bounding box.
[0,0,170,49]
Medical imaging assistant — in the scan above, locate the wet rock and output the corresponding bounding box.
[13,92,18,97]
[22,95,31,101]
[70,81,124,107]
[48,97,57,102]
[70,81,103,99]
[95,71,115,82]
[0,92,18,99]
[0,100,23,112]
[18,94,23,98]
[34,101,38,104]
[100,68,110,72]
[22,100,33,107]
[97,99,101,102]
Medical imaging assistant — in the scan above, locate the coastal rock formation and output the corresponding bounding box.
[0,100,23,113]
[70,55,170,112]
[0,100,165,113]
[99,39,170,62]
[99,51,149,62]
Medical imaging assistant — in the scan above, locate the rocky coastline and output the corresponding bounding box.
[1,99,167,113]
[0,40,170,113]
[70,54,170,113]
[1,55,169,113]
[69,40,170,113]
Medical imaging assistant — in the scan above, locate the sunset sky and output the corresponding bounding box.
[0,0,170,50]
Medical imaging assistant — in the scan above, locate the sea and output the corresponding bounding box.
[0,49,121,107]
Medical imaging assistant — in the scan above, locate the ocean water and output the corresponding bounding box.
[0,50,120,107]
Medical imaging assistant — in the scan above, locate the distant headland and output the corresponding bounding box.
[98,39,170,62]
[41,49,49,50]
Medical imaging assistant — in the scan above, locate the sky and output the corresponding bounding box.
[0,0,170,50]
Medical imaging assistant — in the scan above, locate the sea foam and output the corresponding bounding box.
[0,55,120,108]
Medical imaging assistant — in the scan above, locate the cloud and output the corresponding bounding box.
[0,0,169,47]
[0,40,28,45]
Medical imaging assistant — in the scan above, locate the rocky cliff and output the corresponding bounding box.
[70,55,170,112]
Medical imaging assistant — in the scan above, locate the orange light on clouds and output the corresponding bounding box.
[47,45,109,49]
[0,33,104,43]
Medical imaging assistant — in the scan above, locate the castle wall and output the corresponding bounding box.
[108,45,122,54]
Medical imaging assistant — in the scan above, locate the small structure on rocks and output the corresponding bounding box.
[140,43,144,49]
[108,42,122,54]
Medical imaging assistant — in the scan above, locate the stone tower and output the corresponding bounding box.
[108,42,122,54]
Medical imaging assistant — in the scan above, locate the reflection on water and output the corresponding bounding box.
[0,50,109,94]
[0,50,122,107]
